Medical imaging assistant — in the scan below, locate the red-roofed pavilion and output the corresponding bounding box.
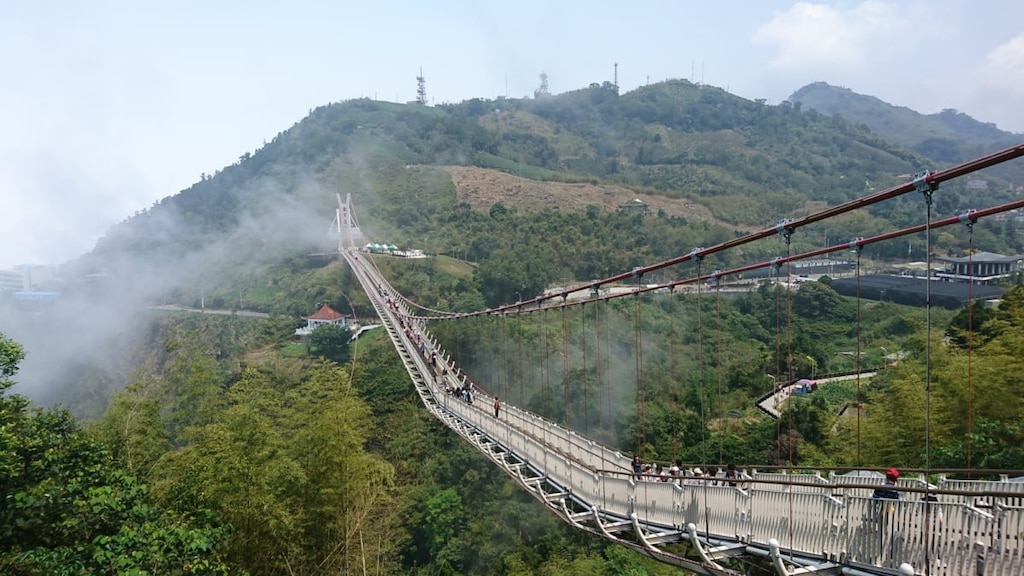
[297,304,349,335]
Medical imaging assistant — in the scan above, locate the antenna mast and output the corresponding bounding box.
[416,67,427,105]
[613,62,619,93]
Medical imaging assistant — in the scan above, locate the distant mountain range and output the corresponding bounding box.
[789,81,1023,182]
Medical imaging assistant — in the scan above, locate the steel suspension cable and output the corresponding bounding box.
[542,310,551,419]
[502,312,510,408]
[633,283,651,520]
[920,175,937,574]
[517,311,525,407]
[783,232,795,559]
[775,263,783,465]
[487,315,495,393]
[604,298,613,449]
[342,294,362,391]
[453,318,461,367]
[715,275,723,466]
[695,257,711,539]
[965,216,976,474]
[581,303,589,436]
[670,286,679,459]
[562,303,571,430]
[592,300,610,505]
[538,309,550,470]
[635,280,645,456]
[593,300,606,456]
[696,257,707,468]
[854,243,863,467]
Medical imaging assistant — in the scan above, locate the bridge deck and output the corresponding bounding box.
[345,250,1024,576]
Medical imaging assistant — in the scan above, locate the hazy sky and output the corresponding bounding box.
[2,0,1023,269]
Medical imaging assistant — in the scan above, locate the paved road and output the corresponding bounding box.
[149,304,271,318]
[758,372,877,418]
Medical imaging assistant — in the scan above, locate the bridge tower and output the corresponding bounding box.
[330,193,364,251]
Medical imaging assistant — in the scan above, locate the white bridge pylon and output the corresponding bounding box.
[330,193,364,252]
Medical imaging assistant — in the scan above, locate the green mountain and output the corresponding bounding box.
[789,81,1024,182]
[12,78,1020,409]
[65,79,1021,307]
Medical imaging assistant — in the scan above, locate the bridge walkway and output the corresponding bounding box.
[344,250,1024,576]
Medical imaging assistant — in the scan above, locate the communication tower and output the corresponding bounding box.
[416,67,427,105]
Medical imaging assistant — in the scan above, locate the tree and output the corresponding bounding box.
[474,247,556,307]
[310,324,353,364]
[163,328,228,442]
[0,332,232,575]
[0,334,25,392]
[424,487,463,559]
[791,281,852,322]
[153,382,303,574]
[149,362,397,575]
[92,373,171,479]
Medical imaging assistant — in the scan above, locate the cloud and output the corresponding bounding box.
[976,33,1024,98]
[752,1,906,73]
[958,32,1024,133]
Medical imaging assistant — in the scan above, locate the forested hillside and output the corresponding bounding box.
[790,81,1024,183]
[4,79,1024,574]
[68,79,1024,315]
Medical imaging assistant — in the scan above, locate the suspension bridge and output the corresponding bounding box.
[338,145,1024,575]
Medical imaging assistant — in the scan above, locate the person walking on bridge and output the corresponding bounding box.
[872,469,900,500]
[493,397,501,418]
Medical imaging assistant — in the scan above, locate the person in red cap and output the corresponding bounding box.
[872,468,900,499]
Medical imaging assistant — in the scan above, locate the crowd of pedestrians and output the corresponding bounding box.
[631,455,748,487]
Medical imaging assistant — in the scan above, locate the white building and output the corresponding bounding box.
[0,265,55,292]
[0,270,23,292]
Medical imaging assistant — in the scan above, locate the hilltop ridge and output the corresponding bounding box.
[60,77,1024,315]
[789,81,1023,182]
